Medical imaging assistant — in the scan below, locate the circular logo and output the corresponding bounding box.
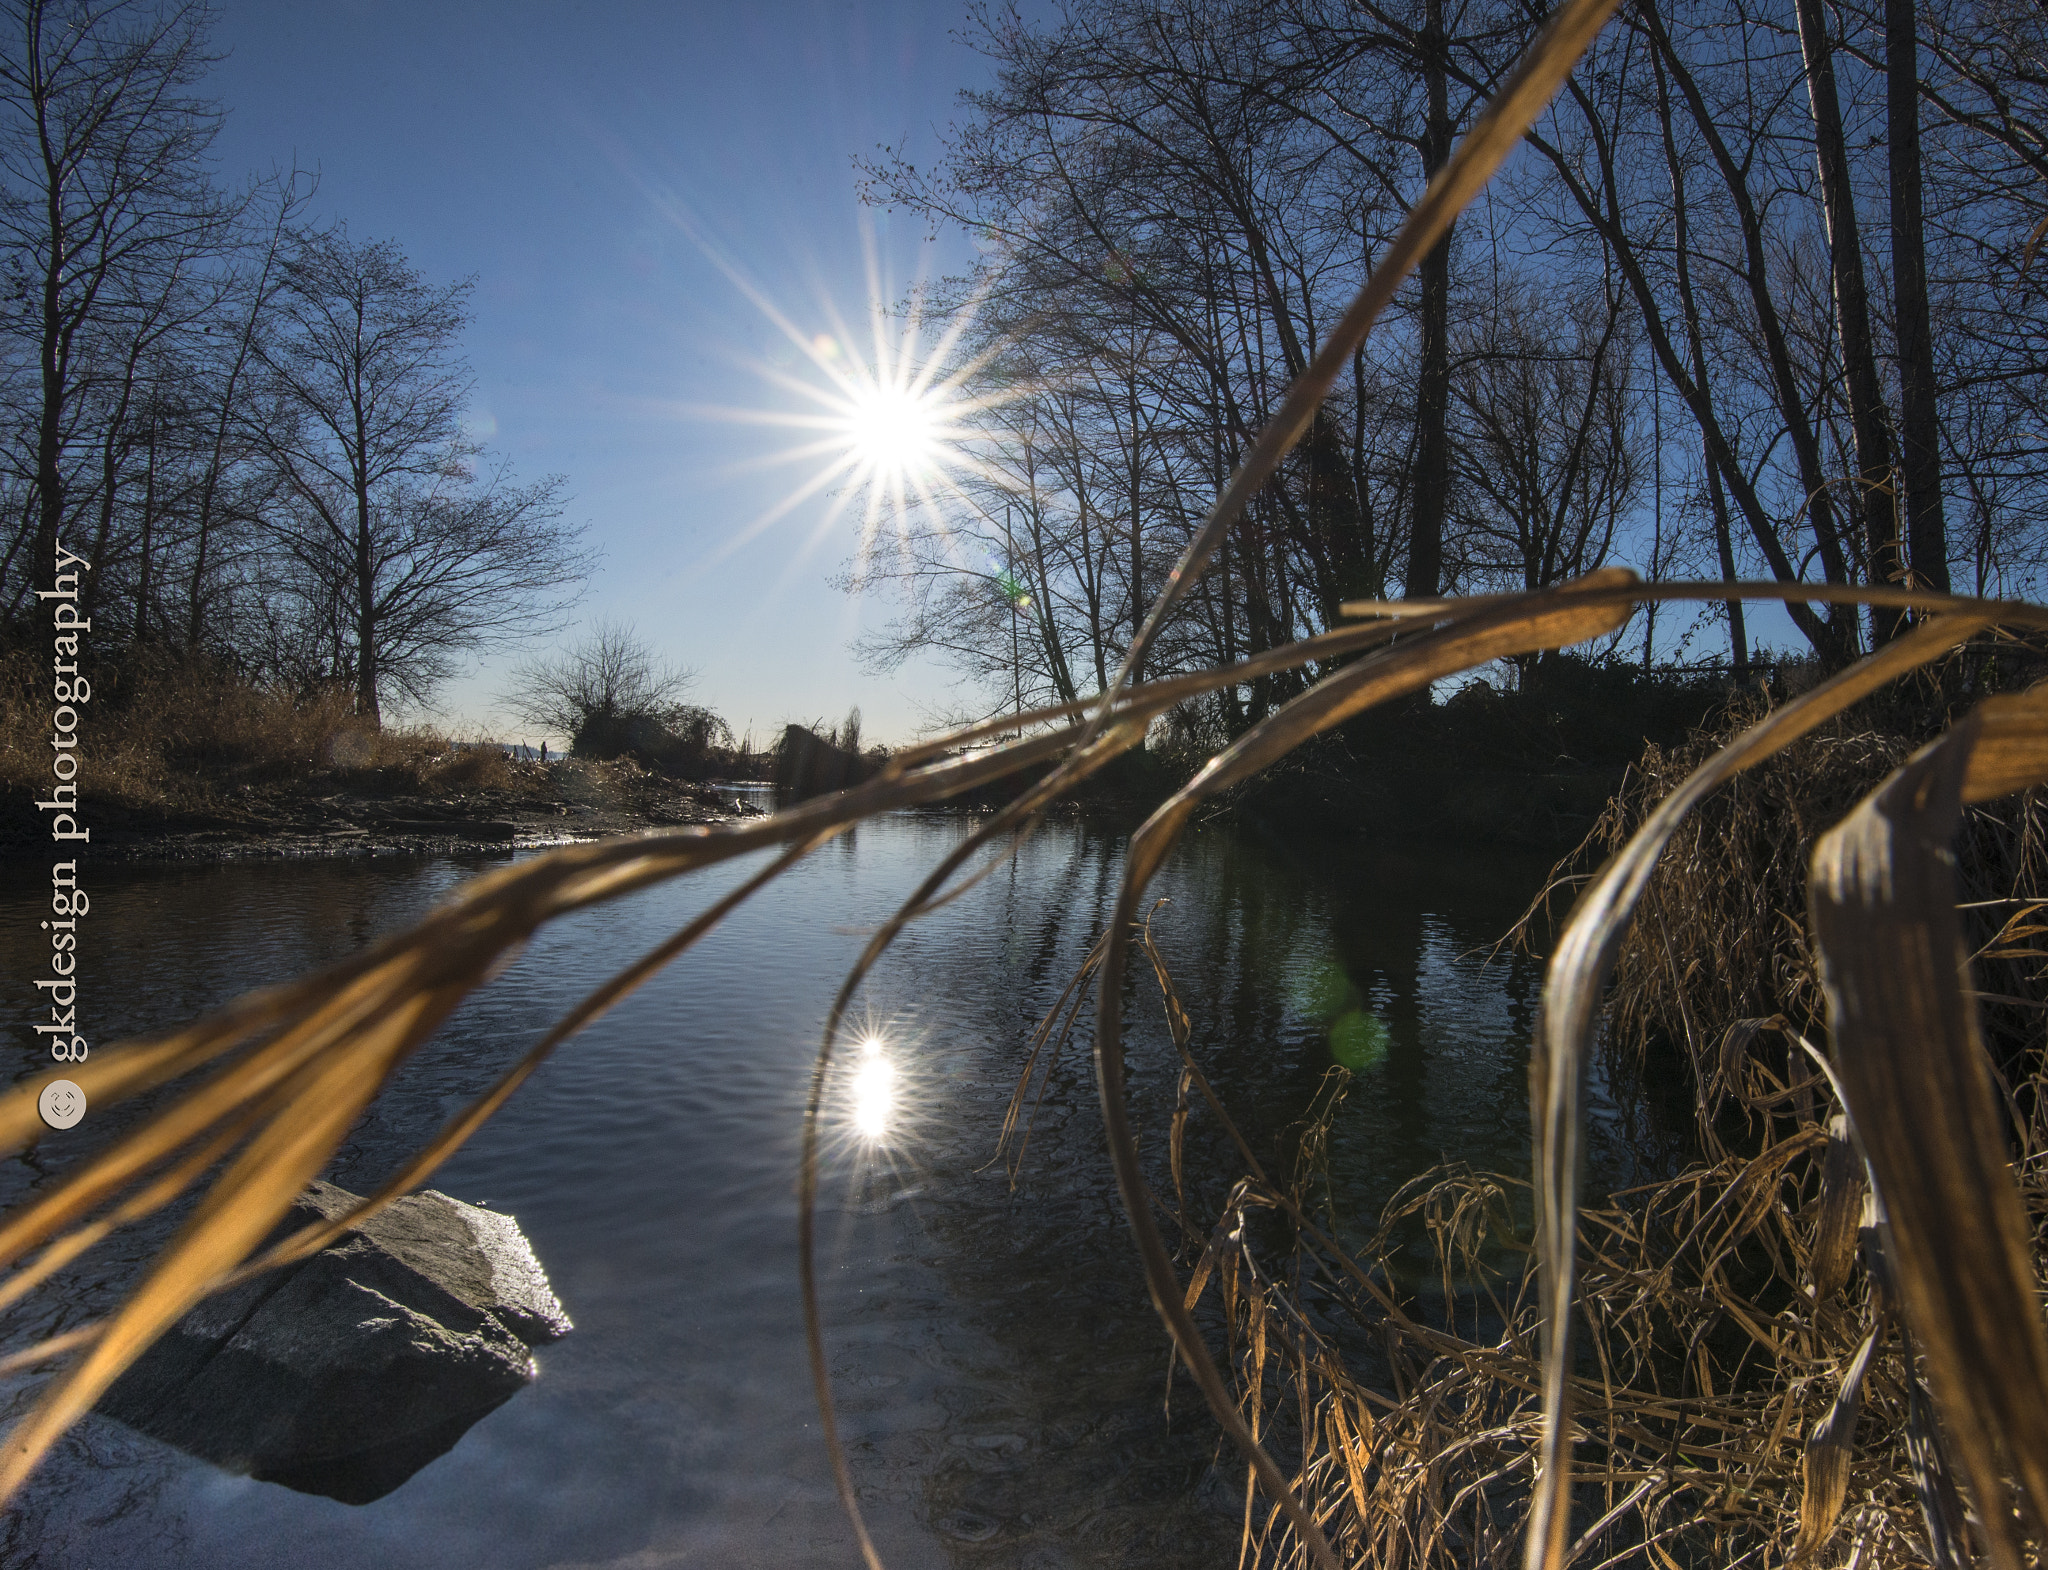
[37,1079,85,1131]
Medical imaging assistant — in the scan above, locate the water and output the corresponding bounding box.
[0,810,1664,1568]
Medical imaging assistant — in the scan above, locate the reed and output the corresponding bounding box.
[6,0,2048,1564]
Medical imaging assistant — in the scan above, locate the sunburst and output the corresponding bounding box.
[685,224,1009,571]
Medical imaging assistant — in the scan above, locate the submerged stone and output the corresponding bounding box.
[96,1181,571,1504]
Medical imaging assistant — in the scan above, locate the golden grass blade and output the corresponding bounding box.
[798,717,1156,1570]
[0,1326,102,1381]
[1809,1113,1864,1312]
[1526,611,1995,1570]
[1809,703,2048,1570]
[0,613,1432,1515]
[0,1097,278,1321]
[228,830,839,1286]
[1963,686,2048,802]
[0,721,1159,1504]
[1343,578,2048,626]
[0,948,458,1275]
[1904,1345,1974,1570]
[1791,1323,1881,1563]
[993,925,1115,1185]
[0,981,459,1500]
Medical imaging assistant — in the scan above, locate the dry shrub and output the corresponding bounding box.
[414,744,514,794]
[1181,1115,1944,1570]
[1151,997,2024,1569]
[0,652,362,810]
[1581,715,1907,1051]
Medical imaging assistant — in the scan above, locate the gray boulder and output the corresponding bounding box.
[97,1181,571,1503]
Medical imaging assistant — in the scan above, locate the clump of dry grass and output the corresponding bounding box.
[1516,668,2048,1156]
[0,647,517,811]
[1139,669,2048,1570]
[1148,1027,1960,1569]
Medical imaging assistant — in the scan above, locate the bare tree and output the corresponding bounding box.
[0,0,231,620]
[254,224,589,719]
[501,619,701,750]
[1447,272,1641,595]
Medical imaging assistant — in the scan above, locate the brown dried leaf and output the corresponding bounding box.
[1809,706,2048,1570]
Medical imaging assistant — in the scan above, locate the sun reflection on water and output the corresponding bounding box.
[851,1035,896,1141]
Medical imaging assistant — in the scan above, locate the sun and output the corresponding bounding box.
[783,320,980,515]
[849,1035,896,1140]
[839,381,944,482]
[677,223,1012,570]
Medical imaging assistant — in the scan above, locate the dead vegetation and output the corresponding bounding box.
[1118,717,2048,1567]
[0,647,517,814]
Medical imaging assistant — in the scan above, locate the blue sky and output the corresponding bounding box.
[204,0,995,748]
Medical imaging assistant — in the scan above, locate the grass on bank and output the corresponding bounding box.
[0,648,516,813]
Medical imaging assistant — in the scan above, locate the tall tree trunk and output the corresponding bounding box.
[132,419,157,646]
[1654,45,1746,672]
[1539,66,1848,660]
[1887,0,1950,597]
[1640,2,1859,663]
[34,96,66,628]
[353,462,380,725]
[1405,0,1451,601]
[1126,317,1146,685]
[1795,0,1907,642]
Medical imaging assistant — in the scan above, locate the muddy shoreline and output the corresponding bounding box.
[0,758,770,863]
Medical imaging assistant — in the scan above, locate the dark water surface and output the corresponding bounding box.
[0,809,1657,1568]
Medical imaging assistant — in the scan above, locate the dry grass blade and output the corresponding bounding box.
[0,696,1184,1507]
[1809,699,2048,1570]
[1526,611,1995,1570]
[1905,1348,1974,1570]
[1791,1323,1882,1563]
[0,977,459,1502]
[798,716,1154,1570]
[1963,686,2048,802]
[0,592,1444,1515]
[1809,1113,1864,1312]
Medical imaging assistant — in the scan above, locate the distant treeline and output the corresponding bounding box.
[0,1,591,724]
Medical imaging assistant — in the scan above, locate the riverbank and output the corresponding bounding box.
[0,755,764,862]
[0,651,1834,861]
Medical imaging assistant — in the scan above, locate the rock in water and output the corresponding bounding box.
[96,1181,571,1504]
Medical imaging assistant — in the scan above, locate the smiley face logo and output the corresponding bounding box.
[37,1079,84,1131]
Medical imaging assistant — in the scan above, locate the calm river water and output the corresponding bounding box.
[0,806,1671,1569]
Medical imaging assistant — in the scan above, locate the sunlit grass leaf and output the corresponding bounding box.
[1809,700,2048,1570]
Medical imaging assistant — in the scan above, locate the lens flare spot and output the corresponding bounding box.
[852,1036,895,1139]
